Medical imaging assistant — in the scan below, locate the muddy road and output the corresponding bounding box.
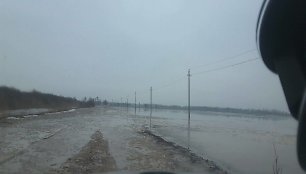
[0,107,225,174]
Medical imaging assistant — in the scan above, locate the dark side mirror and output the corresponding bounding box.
[257,0,306,170]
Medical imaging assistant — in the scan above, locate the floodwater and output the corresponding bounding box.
[0,106,221,174]
[137,108,303,174]
[0,106,303,174]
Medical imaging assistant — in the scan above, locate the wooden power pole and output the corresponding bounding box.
[187,69,191,149]
[134,91,136,115]
[150,86,152,130]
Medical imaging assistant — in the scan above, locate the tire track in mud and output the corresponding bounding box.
[50,130,117,174]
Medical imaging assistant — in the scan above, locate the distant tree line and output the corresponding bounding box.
[80,96,102,108]
[0,86,96,111]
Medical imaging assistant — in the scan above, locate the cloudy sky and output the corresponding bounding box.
[0,0,289,111]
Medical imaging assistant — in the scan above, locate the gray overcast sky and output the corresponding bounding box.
[0,0,289,111]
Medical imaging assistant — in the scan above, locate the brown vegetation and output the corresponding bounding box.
[0,86,95,112]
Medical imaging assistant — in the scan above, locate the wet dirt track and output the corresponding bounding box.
[0,107,225,174]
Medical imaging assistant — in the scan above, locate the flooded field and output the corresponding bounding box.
[0,106,223,174]
[138,108,303,174]
[0,106,303,174]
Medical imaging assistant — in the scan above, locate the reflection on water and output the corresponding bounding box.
[188,117,190,149]
[135,108,303,174]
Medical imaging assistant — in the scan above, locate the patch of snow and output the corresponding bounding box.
[23,115,39,118]
[7,117,22,120]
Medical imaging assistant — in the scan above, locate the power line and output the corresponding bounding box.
[154,57,259,91]
[149,57,259,92]
[125,49,258,103]
[154,76,185,91]
[191,49,256,70]
[193,57,260,76]
[153,49,257,91]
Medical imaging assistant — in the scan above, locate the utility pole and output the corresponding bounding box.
[188,69,191,121]
[187,69,191,149]
[127,98,129,111]
[150,86,152,130]
[134,91,137,115]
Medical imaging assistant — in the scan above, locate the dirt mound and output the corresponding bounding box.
[52,130,117,174]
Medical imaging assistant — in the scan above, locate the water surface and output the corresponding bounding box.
[137,108,302,174]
